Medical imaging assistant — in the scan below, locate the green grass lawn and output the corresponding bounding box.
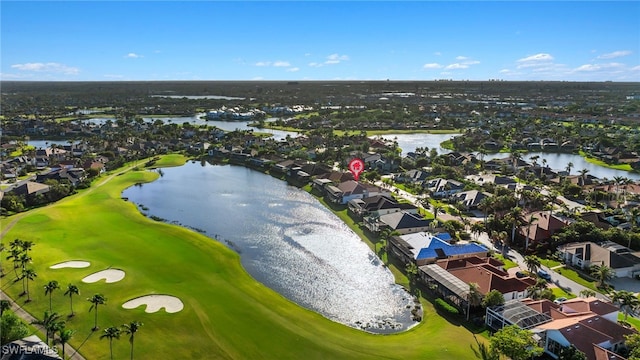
[0,155,482,359]
[492,254,519,270]
[552,266,599,292]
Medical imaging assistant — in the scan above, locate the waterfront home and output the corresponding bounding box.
[558,241,640,278]
[414,238,489,266]
[438,256,534,300]
[366,211,432,234]
[486,298,634,360]
[347,195,417,219]
[325,180,389,205]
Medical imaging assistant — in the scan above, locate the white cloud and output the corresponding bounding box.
[308,62,323,68]
[597,50,632,59]
[445,63,468,70]
[103,74,125,79]
[273,61,291,67]
[423,63,443,69]
[252,76,264,80]
[632,65,640,71]
[455,56,468,60]
[499,69,512,74]
[11,62,79,74]
[286,67,300,72]
[574,63,625,72]
[434,52,442,56]
[125,53,143,59]
[325,53,349,65]
[255,61,271,67]
[517,53,554,63]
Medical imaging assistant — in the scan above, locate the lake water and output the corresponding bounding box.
[378,133,455,156]
[78,116,299,141]
[122,163,419,333]
[381,133,640,181]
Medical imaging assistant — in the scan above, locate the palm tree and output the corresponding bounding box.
[527,278,549,300]
[611,289,640,320]
[32,311,60,345]
[524,255,541,274]
[22,268,37,302]
[64,284,80,316]
[122,321,143,360]
[88,294,107,330]
[506,206,524,246]
[579,289,597,298]
[56,327,74,359]
[590,264,615,288]
[466,282,483,320]
[0,299,11,317]
[565,162,573,176]
[100,326,121,360]
[44,280,59,312]
[579,168,589,184]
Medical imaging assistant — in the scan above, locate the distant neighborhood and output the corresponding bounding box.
[2,80,640,360]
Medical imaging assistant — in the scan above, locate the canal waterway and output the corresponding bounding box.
[122,162,419,333]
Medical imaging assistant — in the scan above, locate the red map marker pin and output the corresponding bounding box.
[348,158,365,181]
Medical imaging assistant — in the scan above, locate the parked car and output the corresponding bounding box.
[515,271,526,278]
[537,269,552,280]
[554,297,567,304]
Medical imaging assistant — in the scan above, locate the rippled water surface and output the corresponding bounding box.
[122,162,418,333]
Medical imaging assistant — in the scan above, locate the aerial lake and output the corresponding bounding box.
[122,162,419,333]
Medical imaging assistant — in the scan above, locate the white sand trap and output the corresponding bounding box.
[82,269,125,283]
[50,261,91,269]
[122,295,184,313]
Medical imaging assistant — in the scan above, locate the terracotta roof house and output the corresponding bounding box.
[558,241,640,278]
[433,256,535,300]
[486,297,632,360]
[519,211,571,250]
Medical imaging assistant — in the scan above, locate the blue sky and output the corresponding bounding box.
[2,1,639,81]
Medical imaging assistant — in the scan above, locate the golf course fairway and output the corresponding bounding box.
[0,156,481,359]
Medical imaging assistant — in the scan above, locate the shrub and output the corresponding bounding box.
[435,298,459,315]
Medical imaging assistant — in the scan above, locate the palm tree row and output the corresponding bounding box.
[4,239,38,302]
[100,321,144,360]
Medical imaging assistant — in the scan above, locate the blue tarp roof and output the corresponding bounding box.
[416,237,487,260]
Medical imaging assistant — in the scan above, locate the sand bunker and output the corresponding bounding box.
[82,269,125,283]
[50,261,91,269]
[122,295,184,313]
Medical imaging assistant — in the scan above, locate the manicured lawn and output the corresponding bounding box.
[551,287,576,299]
[620,313,640,331]
[0,155,482,359]
[492,254,519,270]
[552,266,599,292]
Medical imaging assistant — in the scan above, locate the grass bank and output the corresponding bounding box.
[0,155,481,359]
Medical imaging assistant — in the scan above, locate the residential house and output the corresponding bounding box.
[325,180,388,205]
[449,190,492,211]
[347,195,417,219]
[558,241,640,278]
[519,211,571,250]
[366,211,432,234]
[425,178,464,198]
[7,181,50,199]
[394,169,430,184]
[486,297,633,360]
